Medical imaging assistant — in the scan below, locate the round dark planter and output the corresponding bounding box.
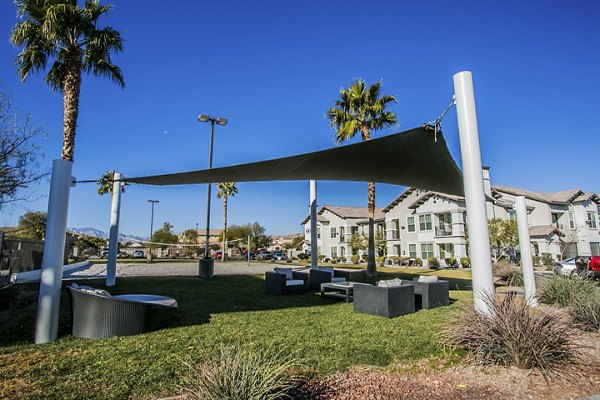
[199,258,214,279]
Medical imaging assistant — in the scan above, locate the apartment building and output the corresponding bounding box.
[301,206,384,259]
[302,168,599,264]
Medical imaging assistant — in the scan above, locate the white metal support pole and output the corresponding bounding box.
[247,235,251,266]
[454,71,495,316]
[106,172,122,287]
[35,159,73,344]
[514,196,538,306]
[310,180,318,269]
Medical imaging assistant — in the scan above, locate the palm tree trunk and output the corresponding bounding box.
[61,54,82,161]
[222,196,228,262]
[361,125,377,276]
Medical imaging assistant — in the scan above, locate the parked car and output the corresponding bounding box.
[214,251,223,260]
[256,251,272,261]
[553,257,578,276]
[576,255,600,279]
[133,250,145,259]
[100,248,109,258]
[272,252,287,261]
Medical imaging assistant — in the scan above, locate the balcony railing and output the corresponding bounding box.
[389,230,400,240]
[435,224,452,237]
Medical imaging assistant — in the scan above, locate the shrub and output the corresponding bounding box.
[182,343,299,400]
[351,255,359,264]
[415,258,422,267]
[538,275,598,307]
[460,257,471,268]
[297,253,309,261]
[570,293,600,332]
[493,261,523,287]
[286,259,293,264]
[376,256,385,267]
[399,256,410,266]
[318,254,325,261]
[541,253,554,270]
[446,293,581,379]
[427,256,440,269]
[532,255,541,266]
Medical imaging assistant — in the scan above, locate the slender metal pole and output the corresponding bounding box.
[454,71,495,316]
[106,172,122,287]
[204,120,215,258]
[35,159,73,344]
[248,235,251,266]
[310,180,318,269]
[515,196,538,306]
[148,200,158,262]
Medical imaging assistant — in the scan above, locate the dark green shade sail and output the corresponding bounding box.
[127,127,464,196]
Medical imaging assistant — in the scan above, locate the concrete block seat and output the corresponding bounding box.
[353,279,415,318]
[265,267,309,295]
[67,284,177,339]
[303,266,352,291]
[412,276,450,309]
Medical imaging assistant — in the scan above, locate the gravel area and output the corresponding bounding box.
[64,261,300,280]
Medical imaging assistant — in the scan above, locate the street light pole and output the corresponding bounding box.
[148,200,159,262]
[197,114,228,278]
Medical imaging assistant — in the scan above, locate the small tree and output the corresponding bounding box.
[182,228,199,256]
[151,222,178,254]
[349,232,367,255]
[13,210,47,240]
[375,230,387,257]
[488,218,518,262]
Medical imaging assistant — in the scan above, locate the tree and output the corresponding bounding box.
[181,228,199,256]
[74,234,106,250]
[375,230,387,257]
[283,235,304,250]
[488,218,518,262]
[0,92,47,207]
[10,0,124,162]
[97,170,127,196]
[327,79,397,276]
[151,222,178,249]
[348,232,367,256]
[216,182,238,261]
[15,210,47,240]
[227,222,270,250]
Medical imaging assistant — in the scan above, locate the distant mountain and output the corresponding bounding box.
[69,227,148,243]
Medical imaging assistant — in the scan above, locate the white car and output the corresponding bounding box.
[553,257,578,276]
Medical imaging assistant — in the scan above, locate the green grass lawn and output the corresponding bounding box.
[0,270,473,399]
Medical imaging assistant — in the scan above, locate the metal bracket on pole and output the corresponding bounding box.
[453,71,495,316]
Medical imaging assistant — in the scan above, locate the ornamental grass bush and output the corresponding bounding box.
[446,293,581,379]
[538,275,598,307]
[182,343,300,400]
[570,293,600,332]
[493,260,524,287]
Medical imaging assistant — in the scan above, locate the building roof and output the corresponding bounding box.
[382,188,419,212]
[529,225,563,238]
[301,205,384,225]
[300,214,330,225]
[408,192,465,210]
[574,192,600,204]
[493,185,583,205]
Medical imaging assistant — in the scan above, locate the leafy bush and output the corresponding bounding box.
[399,256,410,266]
[286,259,293,263]
[414,257,422,267]
[446,294,581,379]
[297,253,309,261]
[182,343,299,400]
[532,255,541,266]
[493,260,523,286]
[376,256,385,266]
[318,254,325,261]
[427,256,440,269]
[538,275,598,307]
[460,257,471,268]
[351,255,359,264]
[541,253,554,270]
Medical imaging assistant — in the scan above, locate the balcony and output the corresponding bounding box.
[435,224,452,237]
[389,230,400,240]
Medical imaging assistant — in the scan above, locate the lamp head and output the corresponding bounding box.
[198,114,211,123]
[216,117,228,126]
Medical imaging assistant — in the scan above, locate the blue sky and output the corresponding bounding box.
[0,0,598,237]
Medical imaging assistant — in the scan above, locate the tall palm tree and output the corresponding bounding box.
[327,79,397,276]
[97,170,127,196]
[10,0,124,162]
[217,182,238,262]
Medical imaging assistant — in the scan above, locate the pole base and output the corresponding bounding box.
[199,258,214,279]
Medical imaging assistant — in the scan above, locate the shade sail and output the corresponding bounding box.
[127,126,465,196]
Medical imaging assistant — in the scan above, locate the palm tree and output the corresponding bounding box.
[326,79,397,276]
[217,182,238,262]
[97,170,127,196]
[10,0,124,162]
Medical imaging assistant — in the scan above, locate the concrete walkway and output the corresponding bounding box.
[63,260,297,280]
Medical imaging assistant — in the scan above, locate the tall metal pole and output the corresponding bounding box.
[454,71,495,316]
[248,235,251,266]
[35,159,73,344]
[310,180,318,269]
[106,172,122,287]
[204,120,215,259]
[515,196,538,306]
[148,200,159,262]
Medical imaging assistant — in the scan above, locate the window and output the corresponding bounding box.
[587,212,597,229]
[409,244,417,259]
[407,216,415,232]
[439,243,454,259]
[330,227,337,238]
[317,228,321,239]
[419,214,432,231]
[340,247,346,257]
[351,226,358,234]
[340,226,345,237]
[331,247,337,258]
[507,210,516,221]
[421,243,434,259]
[305,228,310,234]
[568,212,575,229]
